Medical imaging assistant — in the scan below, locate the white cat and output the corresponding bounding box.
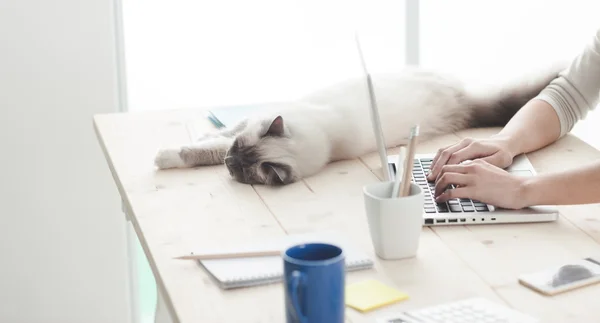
[154,64,564,185]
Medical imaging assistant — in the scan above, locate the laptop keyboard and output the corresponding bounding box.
[392,158,490,214]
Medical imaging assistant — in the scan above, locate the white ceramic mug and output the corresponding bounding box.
[363,181,424,260]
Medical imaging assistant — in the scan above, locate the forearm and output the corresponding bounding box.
[492,99,561,156]
[495,29,600,158]
[521,160,600,206]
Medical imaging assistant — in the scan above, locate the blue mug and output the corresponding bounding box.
[283,242,345,323]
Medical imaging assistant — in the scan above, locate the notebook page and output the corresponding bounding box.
[198,231,374,288]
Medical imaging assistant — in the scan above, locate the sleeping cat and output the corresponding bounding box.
[154,63,564,185]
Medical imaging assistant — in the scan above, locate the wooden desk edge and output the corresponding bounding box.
[92,113,183,323]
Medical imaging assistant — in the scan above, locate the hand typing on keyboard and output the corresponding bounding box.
[426,137,516,182]
[411,158,490,214]
[432,159,529,210]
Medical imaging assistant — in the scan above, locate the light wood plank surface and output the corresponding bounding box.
[94,110,600,323]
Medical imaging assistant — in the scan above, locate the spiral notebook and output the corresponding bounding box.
[197,231,375,289]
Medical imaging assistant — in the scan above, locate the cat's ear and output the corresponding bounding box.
[263,115,285,137]
[263,162,291,185]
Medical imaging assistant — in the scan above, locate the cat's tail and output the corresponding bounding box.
[465,60,567,128]
[154,136,231,169]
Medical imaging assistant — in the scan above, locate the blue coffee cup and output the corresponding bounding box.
[283,242,345,323]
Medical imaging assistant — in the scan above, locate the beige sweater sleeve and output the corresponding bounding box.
[534,28,600,137]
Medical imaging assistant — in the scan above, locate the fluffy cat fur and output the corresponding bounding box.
[154,63,564,185]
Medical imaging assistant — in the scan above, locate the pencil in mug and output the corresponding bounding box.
[398,125,420,197]
[354,31,391,182]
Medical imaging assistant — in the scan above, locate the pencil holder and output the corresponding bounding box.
[363,181,424,260]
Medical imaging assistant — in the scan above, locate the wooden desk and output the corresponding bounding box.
[94,109,600,323]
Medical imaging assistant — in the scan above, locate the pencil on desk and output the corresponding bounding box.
[174,250,281,260]
[398,125,420,197]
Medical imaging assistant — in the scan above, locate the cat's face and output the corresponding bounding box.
[224,115,299,185]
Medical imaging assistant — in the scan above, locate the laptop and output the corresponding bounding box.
[354,33,558,227]
[385,153,559,226]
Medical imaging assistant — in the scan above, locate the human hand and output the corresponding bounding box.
[433,159,529,210]
[427,136,516,181]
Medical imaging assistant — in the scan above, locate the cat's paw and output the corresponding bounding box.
[154,148,187,169]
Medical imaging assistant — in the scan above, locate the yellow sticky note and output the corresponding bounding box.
[345,279,409,312]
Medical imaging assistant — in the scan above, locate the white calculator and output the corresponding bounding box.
[377,297,538,323]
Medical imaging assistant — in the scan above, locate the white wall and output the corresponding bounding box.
[0,1,130,323]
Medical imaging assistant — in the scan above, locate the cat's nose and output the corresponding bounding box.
[224,156,234,167]
[224,157,243,179]
[224,161,234,176]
